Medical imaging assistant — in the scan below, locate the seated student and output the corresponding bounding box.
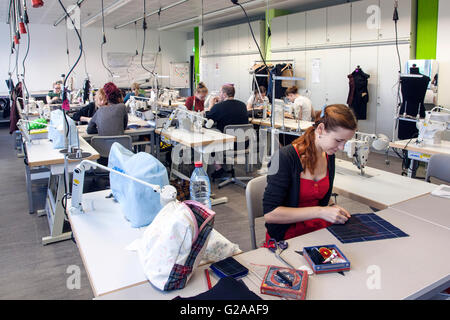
[285,86,314,121]
[185,82,208,112]
[205,84,249,179]
[46,81,63,104]
[71,88,107,124]
[263,104,357,242]
[246,86,269,115]
[123,82,144,103]
[87,82,128,136]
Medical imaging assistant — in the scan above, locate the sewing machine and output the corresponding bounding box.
[70,160,177,215]
[416,106,450,146]
[344,132,390,176]
[158,89,179,106]
[163,106,214,133]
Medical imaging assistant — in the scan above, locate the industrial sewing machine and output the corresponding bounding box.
[416,106,450,146]
[158,88,179,106]
[344,132,390,176]
[163,106,214,134]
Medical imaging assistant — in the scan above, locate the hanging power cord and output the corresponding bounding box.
[393,1,402,131]
[57,0,84,209]
[140,0,154,77]
[152,6,162,74]
[101,0,113,78]
[21,23,30,100]
[231,0,268,71]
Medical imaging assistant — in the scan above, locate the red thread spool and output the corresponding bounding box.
[31,0,44,8]
[19,22,27,34]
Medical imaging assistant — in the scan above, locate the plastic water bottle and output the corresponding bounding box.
[190,161,212,208]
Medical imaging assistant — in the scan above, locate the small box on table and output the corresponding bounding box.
[303,244,350,274]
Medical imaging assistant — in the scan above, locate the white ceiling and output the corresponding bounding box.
[1,0,359,32]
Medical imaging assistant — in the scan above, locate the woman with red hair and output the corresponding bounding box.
[87,82,128,136]
[263,104,357,242]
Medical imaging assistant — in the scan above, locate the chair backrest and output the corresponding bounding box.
[425,154,450,183]
[90,135,133,158]
[245,175,267,249]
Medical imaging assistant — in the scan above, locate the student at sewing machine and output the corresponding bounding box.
[87,82,128,136]
[123,82,145,104]
[263,104,357,242]
[205,84,249,179]
[46,81,63,104]
[185,82,208,112]
[246,85,269,115]
[71,88,107,124]
[284,86,314,121]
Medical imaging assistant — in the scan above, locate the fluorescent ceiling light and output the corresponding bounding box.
[114,0,189,29]
[53,0,86,27]
[82,0,134,28]
[157,0,283,31]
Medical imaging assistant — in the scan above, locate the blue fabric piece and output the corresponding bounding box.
[48,109,79,149]
[108,143,169,227]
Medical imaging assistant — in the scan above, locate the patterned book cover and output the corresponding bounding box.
[260,266,308,300]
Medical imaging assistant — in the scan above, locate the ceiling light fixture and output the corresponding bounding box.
[82,0,134,28]
[157,0,276,31]
[53,0,86,27]
[114,0,189,29]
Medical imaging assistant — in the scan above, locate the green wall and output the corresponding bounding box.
[265,9,289,61]
[416,0,439,59]
[194,26,200,86]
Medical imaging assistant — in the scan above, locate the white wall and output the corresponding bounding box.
[437,0,450,107]
[200,21,264,102]
[200,0,412,139]
[0,23,187,94]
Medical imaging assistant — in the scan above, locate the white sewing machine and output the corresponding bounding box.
[416,106,450,146]
[344,132,390,176]
[70,160,177,215]
[158,89,179,106]
[163,106,214,133]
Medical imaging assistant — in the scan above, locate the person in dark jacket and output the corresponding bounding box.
[71,88,107,124]
[263,104,357,242]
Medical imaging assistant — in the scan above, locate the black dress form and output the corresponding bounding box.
[347,67,370,120]
[398,67,430,139]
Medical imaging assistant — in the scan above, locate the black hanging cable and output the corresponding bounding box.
[65,17,71,68]
[231,0,269,71]
[140,0,154,76]
[393,1,402,131]
[101,0,113,78]
[134,21,139,56]
[201,0,204,47]
[152,6,162,74]
[21,23,30,99]
[57,0,83,144]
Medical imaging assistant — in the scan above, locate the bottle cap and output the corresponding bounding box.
[194,161,203,168]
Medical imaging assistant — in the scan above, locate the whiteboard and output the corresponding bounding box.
[169,62,190,88]
[107,52,161,87]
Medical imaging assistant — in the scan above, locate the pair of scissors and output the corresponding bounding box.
[266,238,294,269]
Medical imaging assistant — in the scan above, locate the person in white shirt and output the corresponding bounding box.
[246,85,269,112]
[285,86,314,121]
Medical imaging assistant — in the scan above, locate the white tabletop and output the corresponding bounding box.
[78,115,154,139]
[25,136,99,168]
[389,139,450,156]
[334,159,436,209]
[390,193,450,229]
[67,190,235,297]
[97,208,450,300]
[155,127,236,154]
[251,118,313,131]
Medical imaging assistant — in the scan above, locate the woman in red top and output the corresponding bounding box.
[185,82,208,112]
[263,104,358,241]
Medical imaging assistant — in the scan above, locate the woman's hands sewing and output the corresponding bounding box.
[320,204,351,224]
